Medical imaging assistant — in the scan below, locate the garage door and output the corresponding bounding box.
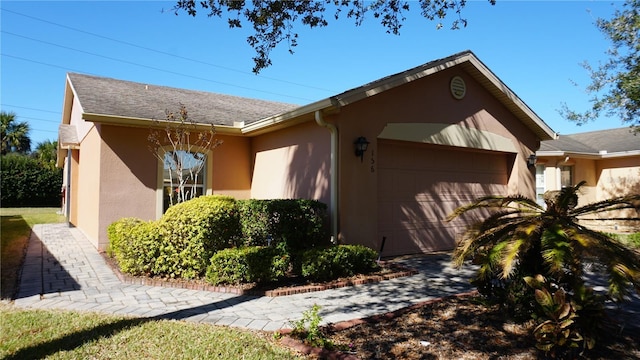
[378,139,508,256]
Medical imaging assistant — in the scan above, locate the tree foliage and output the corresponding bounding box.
[173,0,496,73]
[1,111,31,155]
[561,0,640,131]
[1,153,63,207]
[148,104,221,209]
[33,140,58,170]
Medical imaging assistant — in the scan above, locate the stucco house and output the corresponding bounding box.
[57,50,557,256]
[536,127,640,232]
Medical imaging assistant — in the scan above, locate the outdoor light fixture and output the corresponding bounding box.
[527,154,537,168]
[354,136,370,163]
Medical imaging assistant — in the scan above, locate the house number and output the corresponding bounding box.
[370,149,375,173]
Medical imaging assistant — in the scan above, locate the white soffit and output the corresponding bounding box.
[378,123,517,153]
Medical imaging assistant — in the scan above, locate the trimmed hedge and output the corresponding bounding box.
[107,195,242,279]
[107,218,160,275]
[301,245,380,282]
[206,245,290,285]
[154,195,242,279]
[237,199,330,252]
[1,153,63,207]
[107,196,375,284]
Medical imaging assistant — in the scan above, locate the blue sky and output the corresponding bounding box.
[1,1,626,147]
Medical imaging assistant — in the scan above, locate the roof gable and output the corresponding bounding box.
[331,50,556,141]
[244,50,556,140]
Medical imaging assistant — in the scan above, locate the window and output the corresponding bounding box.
[535,165,546,207]
[560,165,573,188]
[162,150,206,212]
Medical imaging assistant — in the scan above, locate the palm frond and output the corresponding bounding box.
[476,209,533,233]
[564,224,640,300]
[453,217,534,267]
[540,225,573,278]
[501,237,526,279]
[570,193,640,217]
[446,194,543,222]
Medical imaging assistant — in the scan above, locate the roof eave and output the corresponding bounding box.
[601,150,640,158]
[241,98,338,136]
[82,113,243,135]
[536,150,640,159]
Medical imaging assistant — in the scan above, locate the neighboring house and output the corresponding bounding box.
[536,127,640,232]
[58,50,556,256]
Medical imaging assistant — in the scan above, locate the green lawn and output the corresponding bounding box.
[0,304,303,359]
[0,207,66,299]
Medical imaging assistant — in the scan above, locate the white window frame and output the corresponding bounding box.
[156,146,213,218]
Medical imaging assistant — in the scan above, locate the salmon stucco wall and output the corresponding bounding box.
[211,135,252,199]
[74,126,102,247]
[250,121,331,205]
[595,157,640,232]
[539,156,638,203]
[332,68,540,251]
[96,127,254,249]
[537,155,640,232]
[96,125,158,249]
[541,157,598,205]
[69,149,80,226]
[597,157,640,199]
[69,95,93,142]
[73,123,254,250]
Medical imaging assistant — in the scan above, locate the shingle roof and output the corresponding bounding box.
[67,73,299,126]
[539,127,639,154]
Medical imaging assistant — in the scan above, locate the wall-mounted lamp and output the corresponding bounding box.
[354,136,370,163]
[527,154,537,168]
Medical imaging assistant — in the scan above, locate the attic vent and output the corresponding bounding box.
[450,76,466,100]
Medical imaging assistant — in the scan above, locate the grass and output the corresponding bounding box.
[0,207,66,299]
[611,232,640,248]
[0,303,303,359]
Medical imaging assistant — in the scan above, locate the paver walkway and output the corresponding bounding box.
[12,223,477,331]
[13,223,639,333]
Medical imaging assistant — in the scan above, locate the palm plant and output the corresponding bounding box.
[448,181,640,312]
[33,140,58,169]
[1,111,31,155]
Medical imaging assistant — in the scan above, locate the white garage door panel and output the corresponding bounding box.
[378,141,508,256]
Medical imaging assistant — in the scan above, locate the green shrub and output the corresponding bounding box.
[237,199,330,253]
[107,218,160,276]
[290,304,333,348]
[154,195,242,279]
[1,153,62,207]
[206,245,290,285]
[300,245,380,282]
[525,275,605,358]
[107,217,142,258]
